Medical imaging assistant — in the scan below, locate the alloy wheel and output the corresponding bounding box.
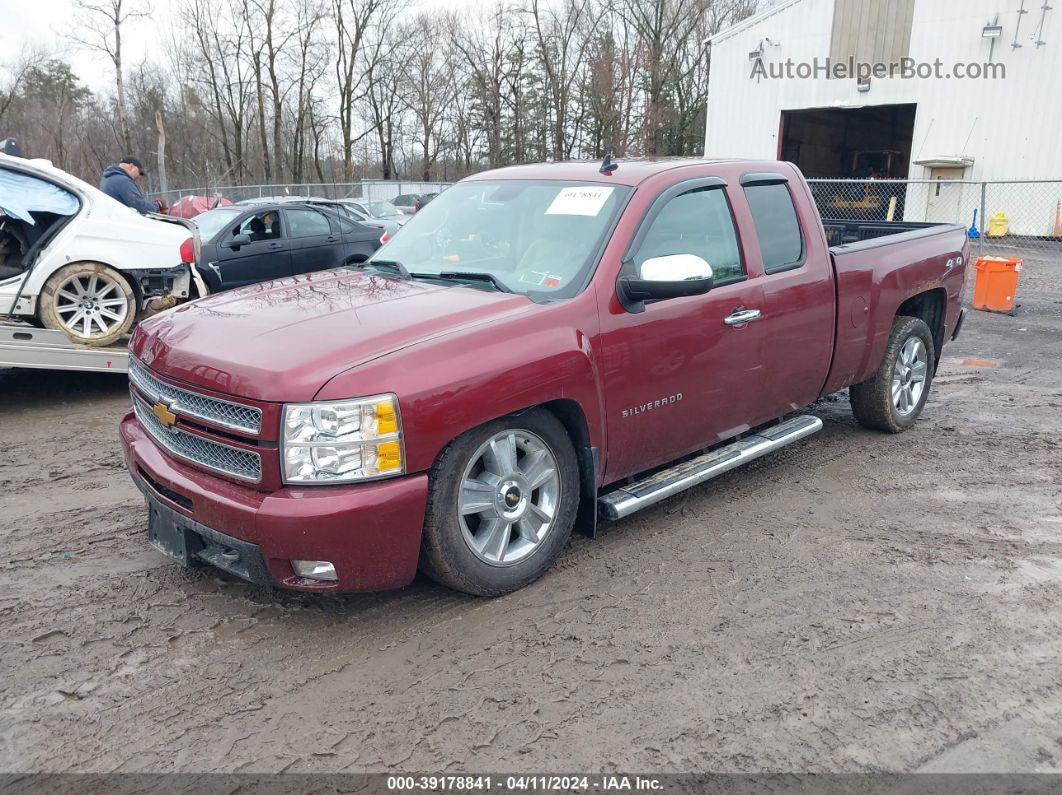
[54,272,129,338]
[458,430,562,567]
[892,337,928,416]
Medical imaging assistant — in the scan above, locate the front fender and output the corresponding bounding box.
[313,299,605,478]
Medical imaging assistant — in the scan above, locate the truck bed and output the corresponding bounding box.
[821,218,950,247]
[820,221,969,397]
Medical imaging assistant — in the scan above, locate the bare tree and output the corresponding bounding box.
[447,4,514,168]
[288,0,328,181]
[363,19,412,179]
[527,0,592,161]
[0,46,49,128]
[178,0,254,179]
[11,0,761,189]
[69,0,151,152]
[406,13,454,180]
[333,0,394,178]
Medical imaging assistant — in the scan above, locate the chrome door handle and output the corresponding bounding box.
[724,309,762,326]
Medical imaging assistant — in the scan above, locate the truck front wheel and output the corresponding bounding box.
[419,409,580,596]
[850,315,936,433]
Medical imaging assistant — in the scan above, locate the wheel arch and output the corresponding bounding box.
[895,287,947,361]
[114,266,145,311]
[533,399,598,538]
[429,398,600,540]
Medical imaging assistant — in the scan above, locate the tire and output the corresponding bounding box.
[850,315,936,433]
[38,262,135,347]
[419,409,580,596]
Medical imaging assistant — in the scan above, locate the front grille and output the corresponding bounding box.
[133,397,262,483]
[129,359,262,434]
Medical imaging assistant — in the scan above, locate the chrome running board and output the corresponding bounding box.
[598,415,823,520]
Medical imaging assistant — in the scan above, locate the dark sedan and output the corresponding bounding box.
[191,203,381,292]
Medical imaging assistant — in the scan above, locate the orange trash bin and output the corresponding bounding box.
[972,256,1023,313]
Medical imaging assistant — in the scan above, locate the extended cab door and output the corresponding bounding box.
[736,172,835,415]
[214,209,293,289]
[596,179,773,482]
[284,207,344,274]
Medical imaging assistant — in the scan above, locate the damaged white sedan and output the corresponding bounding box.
[0,153,202,346]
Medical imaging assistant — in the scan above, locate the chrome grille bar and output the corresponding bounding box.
[129,358,262,434]
[133,397,262,483]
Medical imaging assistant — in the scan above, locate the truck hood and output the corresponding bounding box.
[132,268,535,402]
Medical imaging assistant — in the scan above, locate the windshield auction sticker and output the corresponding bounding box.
[545,186,614,216]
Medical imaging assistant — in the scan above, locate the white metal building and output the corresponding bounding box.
[704,0,1062,192]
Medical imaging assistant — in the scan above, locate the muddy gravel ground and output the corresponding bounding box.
[1,247,1061,776]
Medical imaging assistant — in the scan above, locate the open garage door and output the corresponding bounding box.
[780,104,916,178]
[781,104,916,221]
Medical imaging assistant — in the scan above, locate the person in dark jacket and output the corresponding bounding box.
[99,157,159,214]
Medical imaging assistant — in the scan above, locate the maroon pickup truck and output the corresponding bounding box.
[120,159,969,596]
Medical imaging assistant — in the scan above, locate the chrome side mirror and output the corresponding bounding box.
[618,254,714,313]
[639,254,713,282]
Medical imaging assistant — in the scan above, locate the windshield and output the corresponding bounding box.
[365,200,400,217]
[194,207,244,240]
[368,180,630,298]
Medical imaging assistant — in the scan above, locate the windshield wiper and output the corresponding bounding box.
[410,271,513,293]
[362,259,410,278]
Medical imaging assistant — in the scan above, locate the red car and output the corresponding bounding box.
[120,158,968,596]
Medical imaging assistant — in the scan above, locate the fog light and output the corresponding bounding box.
[291,560,338,581]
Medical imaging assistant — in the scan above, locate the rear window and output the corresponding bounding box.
[0,167,79,223]
[365,200,400,217]
[743,183,804,274]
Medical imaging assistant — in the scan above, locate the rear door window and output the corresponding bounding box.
[743,183,804,273]
[285,208,332,238]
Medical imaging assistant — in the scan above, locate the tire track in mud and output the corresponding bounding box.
[3,293,1062,773]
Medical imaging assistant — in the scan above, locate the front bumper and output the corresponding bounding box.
[120,411,428,592]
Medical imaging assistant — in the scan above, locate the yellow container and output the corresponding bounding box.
[987,212,1009,237]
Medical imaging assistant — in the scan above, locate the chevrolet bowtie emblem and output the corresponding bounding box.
[152,402,177,428]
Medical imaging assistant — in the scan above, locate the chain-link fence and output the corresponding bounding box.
[808,179,1062,257]
[153,176,1061,259]
[149,179,453,206]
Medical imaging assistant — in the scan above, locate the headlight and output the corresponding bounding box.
[282,394,404,484]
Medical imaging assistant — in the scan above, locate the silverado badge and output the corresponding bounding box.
[152,402,177,428]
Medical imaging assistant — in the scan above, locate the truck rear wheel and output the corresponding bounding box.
[419,409,579,596]
[850,315,936,433]
[39,262,135,347]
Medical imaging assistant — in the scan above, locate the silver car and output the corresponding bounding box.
[334,200,405,239]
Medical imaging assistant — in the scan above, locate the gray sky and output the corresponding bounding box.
[3,0,171,90]
[4,0,463,92]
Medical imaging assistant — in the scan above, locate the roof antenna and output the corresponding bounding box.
[599,153,618,174]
